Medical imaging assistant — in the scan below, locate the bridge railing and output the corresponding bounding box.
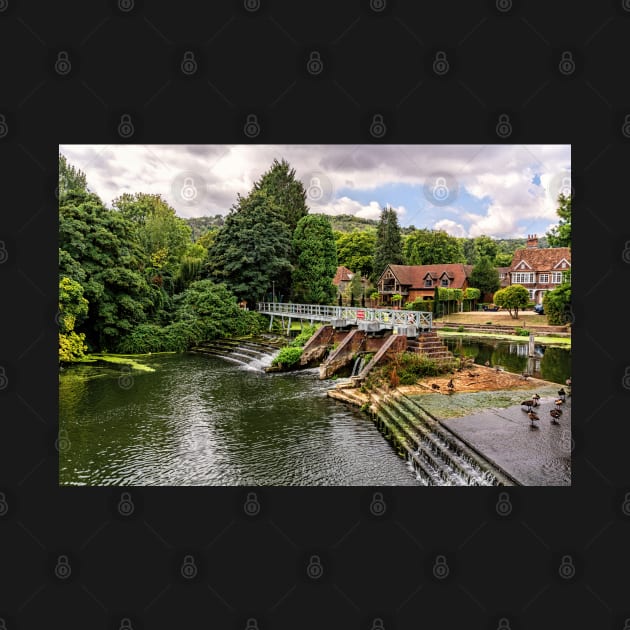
[256,302,432,329]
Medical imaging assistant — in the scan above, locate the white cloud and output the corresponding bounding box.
[433,219,466,238]
[59,144,570,237]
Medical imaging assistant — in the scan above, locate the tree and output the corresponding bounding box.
[209,189,292,307]
[494,252,513,267]
[59,189,159,350]
[112,193,192,290]
[403,229,466,265]
[251,158,309,235]
[543,282,571,325]
[473,235,498,263]
[372,207,403,281]
[546,193,571,248]
[58,276,89,362]
[493,284,529,319]
[59,153,88,197]
[335,230,376,278]
[292,215,338,304]
[468,257,500,298]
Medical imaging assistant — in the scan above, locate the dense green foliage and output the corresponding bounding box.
[384,352,451,385]
[469,257,500,296]
[289,324,319,347]
[493,284,530,319]
[403,229,466,265]
[58,276,89,361]
[271,346,303,368]
[334,229,376,278]
[543,282,572,325]
[372,207,403,281]
[546,194,571,248]
[292,215,338,304]
[209,189,292,306]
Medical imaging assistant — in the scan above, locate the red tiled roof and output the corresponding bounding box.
[385,264,474,289]
[332,265,354,285]
[510,247,571,272]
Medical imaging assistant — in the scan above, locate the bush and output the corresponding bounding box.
[457,326,465,332]
[271,346,303,368]
[385,352,447,385]
[289,324,318,347]
[514,327,530,336]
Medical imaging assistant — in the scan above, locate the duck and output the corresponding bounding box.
[557,388,566,402]
[550,408,562,424]
[554,398,564,410]
[447,378,455,392]
[431,383,440,391]
[521,399,534,412]
[528,410,540,427]
[531,393,541,406]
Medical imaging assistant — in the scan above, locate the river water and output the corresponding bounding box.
[59,352,421,486]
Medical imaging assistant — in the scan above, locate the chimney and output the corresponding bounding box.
[526,234,538,248]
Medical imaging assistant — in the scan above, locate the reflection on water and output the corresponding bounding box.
[443,337,571,384]
[59,353,421,486]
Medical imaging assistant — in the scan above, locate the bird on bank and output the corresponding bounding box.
[531,393,541,406]
[550,408,562,424]
[557,388,566,401]
[431,383,440,391]
[528,410,540,427]
[447,378,455,392]
[484,360,490,367]
[554,398,564,410]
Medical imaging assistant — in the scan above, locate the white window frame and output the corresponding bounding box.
[528,289,535,300]
[551,272,563,283]
[539,273,549,283]
[441,278,449,287]
[513,272,535,284]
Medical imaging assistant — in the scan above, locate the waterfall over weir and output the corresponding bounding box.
[190,339,280,371]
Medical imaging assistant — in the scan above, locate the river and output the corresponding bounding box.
[59,352,421,486]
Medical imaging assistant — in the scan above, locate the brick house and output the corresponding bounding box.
[332,265,355,295]
[509,234,571,305]
[376,263,474,306]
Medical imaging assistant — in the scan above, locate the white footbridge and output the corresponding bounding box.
[257,302,432,335]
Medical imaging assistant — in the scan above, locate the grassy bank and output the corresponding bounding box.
[68,353,172,372]
[436,330,571,347]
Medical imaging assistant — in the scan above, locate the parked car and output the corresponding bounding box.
[482,304,500,311]
[534,303,544,314]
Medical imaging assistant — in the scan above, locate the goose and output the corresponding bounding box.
[554,398,564,410]
[528,410,540,427]
[531,393,541,406]
[557,388,566,402]
[550,408,562,424]
[447,378,455,392]
[431,383,440,391]
[521,399,534,412]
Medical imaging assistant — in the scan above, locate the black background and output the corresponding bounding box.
[1,0,630,628]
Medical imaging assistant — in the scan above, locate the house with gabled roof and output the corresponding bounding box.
[509,234,571,304]
[376,263,474,306]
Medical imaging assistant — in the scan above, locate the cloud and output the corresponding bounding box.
[59,144,570,236]
[433,219,466,238]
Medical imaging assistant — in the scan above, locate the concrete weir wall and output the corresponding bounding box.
[312,325,408,380]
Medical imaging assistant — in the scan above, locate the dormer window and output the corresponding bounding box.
[441,278,449,287]
[424,279,432,287]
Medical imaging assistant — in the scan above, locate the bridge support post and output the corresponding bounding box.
[269,314,274,332]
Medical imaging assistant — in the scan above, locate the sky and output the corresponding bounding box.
[59,144,571,239]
